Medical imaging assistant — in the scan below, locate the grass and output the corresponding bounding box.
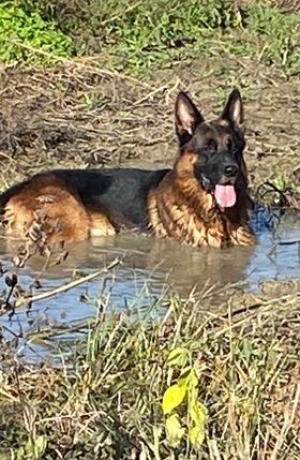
[0,1,73,64]
[0,281,299,459]
[1,1,300,74]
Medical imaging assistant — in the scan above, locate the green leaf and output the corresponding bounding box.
[15,446,26,459]
[242,339,253,361]
[186,369,198,389]
[166,348,189,368]
[179,365,193,381]
[34,435,47,455]
[178,375,188,388]
[188,425,205,448]
[162,384,186,415]
[190,400,208,426]
[165,414,185,447]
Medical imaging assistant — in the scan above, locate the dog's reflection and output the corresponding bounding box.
[0,232,254,299]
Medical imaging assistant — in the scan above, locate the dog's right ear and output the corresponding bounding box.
[175,92,204,145]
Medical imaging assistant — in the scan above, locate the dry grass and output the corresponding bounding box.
[270,0,300,12]
[0,280,300,459]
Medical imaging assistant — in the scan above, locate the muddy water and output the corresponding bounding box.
[1,208,300,360]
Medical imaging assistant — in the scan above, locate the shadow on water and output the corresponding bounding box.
[0,208,300,360]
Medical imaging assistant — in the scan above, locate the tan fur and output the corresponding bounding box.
[147,176,254,248]
[2,174,115,243]
[147,169,255,249]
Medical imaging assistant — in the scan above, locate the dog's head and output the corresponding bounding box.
[174,89,247,209]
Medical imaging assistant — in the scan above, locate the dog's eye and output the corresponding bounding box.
[203,140,216,154]
[227,138,236,151]
[227,138,239,155]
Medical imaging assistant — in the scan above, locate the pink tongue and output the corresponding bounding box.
[214,185,236,208]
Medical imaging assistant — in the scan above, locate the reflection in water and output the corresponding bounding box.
[0,209,300,359]
[57,234,254,293]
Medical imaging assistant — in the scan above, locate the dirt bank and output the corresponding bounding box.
[0,57,299,193]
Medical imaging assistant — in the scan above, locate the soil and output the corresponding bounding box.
[0,56,300,194]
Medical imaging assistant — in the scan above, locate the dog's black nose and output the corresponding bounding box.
[224,164,238,177]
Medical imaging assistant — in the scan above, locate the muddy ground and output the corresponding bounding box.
[0,56,300,194]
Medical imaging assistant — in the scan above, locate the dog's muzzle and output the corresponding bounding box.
[195,160,239,209]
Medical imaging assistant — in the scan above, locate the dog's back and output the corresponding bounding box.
[65,168,170,227]
[0,167,170,242]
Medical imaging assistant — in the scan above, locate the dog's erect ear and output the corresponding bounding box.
[221,89,244,127]
[175,91,204,142]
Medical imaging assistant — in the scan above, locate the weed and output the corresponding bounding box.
[244,3,300,70]
[83,92,110,111]
[33,0,300,74]
[1,1,299,74]
[162,347,208,448]
[0,1,74,64]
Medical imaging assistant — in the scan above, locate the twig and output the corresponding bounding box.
[11,258,120,310]
[133,85,167,106]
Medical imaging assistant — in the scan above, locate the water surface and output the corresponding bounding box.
[0,208,300,360]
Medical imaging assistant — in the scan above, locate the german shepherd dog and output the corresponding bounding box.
[0,89,255,248]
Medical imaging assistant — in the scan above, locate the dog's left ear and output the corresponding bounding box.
[221,89,244,127]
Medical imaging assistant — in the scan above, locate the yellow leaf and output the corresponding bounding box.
[33,435,47,455]
[188,425,205,448]
[162,384,186,415]
[166,348,189,368]
[190,400,208,426]
[165,414,185,447]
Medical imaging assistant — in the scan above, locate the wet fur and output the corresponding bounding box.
[0,168,169,243]
[147,90,255,248]
[147,169,252,248]
[0,89,255,248]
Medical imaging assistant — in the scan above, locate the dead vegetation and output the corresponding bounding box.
[0,57,300,196]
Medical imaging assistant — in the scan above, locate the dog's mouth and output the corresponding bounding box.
[198,173,237,208]
[212,184,236,208]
